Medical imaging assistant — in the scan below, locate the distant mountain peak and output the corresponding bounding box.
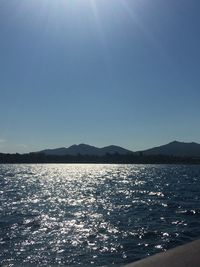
[39,143,132,156]
[38,141,200,157]
[169,140,179,144]
[69,143,96,147]
[141,140,200,157]
[168,140,199,146]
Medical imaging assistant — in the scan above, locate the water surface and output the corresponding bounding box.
[0,164,200,266]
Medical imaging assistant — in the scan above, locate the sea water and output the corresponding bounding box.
[0,164,200,266]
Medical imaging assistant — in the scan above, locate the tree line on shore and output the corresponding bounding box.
[0,152,200,164]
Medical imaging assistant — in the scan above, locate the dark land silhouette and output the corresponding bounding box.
[39,141,200,157]
[141,141,200,157]
[0,152,200,164]
[39,143,133,156]
[0,141,200,164]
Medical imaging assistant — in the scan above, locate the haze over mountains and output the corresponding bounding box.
[39,141,200,157]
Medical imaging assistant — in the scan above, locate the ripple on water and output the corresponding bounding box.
[0,164,200,266]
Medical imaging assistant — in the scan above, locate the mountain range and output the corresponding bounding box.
[39,144,133,156]
[38,141,200,157]
[141,141,200,157]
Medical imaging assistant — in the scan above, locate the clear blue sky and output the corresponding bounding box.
[0,0,200,153]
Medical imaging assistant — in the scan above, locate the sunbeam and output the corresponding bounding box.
[118,0,173,69]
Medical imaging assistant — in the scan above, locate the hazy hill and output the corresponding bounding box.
[38,141,200,157]
[140,141,200,157]
[40,144,133,156]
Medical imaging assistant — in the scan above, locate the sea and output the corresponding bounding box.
[0,164,200,267]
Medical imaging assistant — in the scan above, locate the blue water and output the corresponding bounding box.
[0,164,200,267]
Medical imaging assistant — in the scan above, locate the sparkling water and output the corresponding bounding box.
[0,164,200,266]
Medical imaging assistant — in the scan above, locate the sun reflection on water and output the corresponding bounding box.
[0,164,200,266]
